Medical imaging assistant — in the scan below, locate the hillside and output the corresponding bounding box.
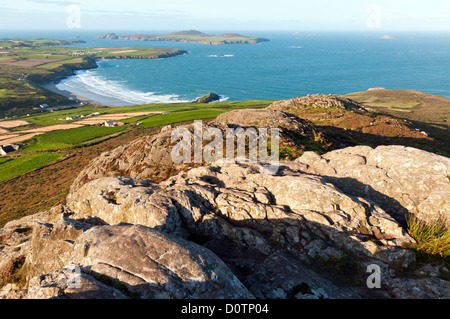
[1,105,449,299]
[346,89,450,147]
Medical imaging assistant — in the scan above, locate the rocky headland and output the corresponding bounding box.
[1,97,449,299]
[192,92,221,104]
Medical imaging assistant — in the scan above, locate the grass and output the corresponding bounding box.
[20,141,71,152]
[406,215,450,261]
[0,157,11,164]
[0,89,15,98]
[140,109,230,127]
[24,100,274,126]
[36,125,127,144]
[0,152,62,183]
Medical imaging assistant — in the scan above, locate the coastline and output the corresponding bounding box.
[37,49,189,108]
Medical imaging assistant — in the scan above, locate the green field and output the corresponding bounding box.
[0,152,62,183]
[36,125,127,144]
[20,142,72,152]
[140,109,230,127]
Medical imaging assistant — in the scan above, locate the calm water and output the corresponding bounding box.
[4,30,450,106]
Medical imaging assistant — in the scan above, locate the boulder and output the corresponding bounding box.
[267,94,366,112]
[296,145,450,226]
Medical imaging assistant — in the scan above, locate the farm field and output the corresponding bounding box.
[139,109,230,127]
[36,125,127,144]
[0,152,62,183]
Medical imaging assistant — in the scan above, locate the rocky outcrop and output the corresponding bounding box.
[69,109,334,194]
[192,93,221,104]
[268,94,366,112]
[1,142,449,299]
[296,145,450,226]
[26,224,252,299]
[97,33,119,40]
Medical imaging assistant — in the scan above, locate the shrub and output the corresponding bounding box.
[406,215,450,259]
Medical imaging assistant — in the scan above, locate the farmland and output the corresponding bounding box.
[36,125,127,144]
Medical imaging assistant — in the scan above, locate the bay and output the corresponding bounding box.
[3,30,450,105]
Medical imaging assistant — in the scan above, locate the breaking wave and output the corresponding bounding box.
[56,69,189,106]
[208,54,234,58]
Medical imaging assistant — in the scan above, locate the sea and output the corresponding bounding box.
[3,30,450,106]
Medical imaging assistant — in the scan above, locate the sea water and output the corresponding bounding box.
[3,30,450,105]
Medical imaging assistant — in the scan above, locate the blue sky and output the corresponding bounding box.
[1,0,450,31]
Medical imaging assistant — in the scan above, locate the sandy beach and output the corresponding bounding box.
[41,81,104,107]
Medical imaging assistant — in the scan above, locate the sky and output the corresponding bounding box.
[1,0,450,32]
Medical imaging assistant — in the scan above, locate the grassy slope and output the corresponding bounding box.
[36,125,127,144]
[25,100,274,126]
[0,152,62,183]
[346,89,450,124]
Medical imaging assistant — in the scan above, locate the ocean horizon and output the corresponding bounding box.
[3,30,450,106]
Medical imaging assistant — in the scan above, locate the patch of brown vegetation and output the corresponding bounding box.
[0,256,26,288]
[0,134,19,141]
[269,95,450,156]
[0,58,64,67]
[109,50,138,54]
[0,133,42,145]
[0,120,29,129]
[19,124,84,134]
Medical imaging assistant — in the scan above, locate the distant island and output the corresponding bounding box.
[97,30,270,45]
